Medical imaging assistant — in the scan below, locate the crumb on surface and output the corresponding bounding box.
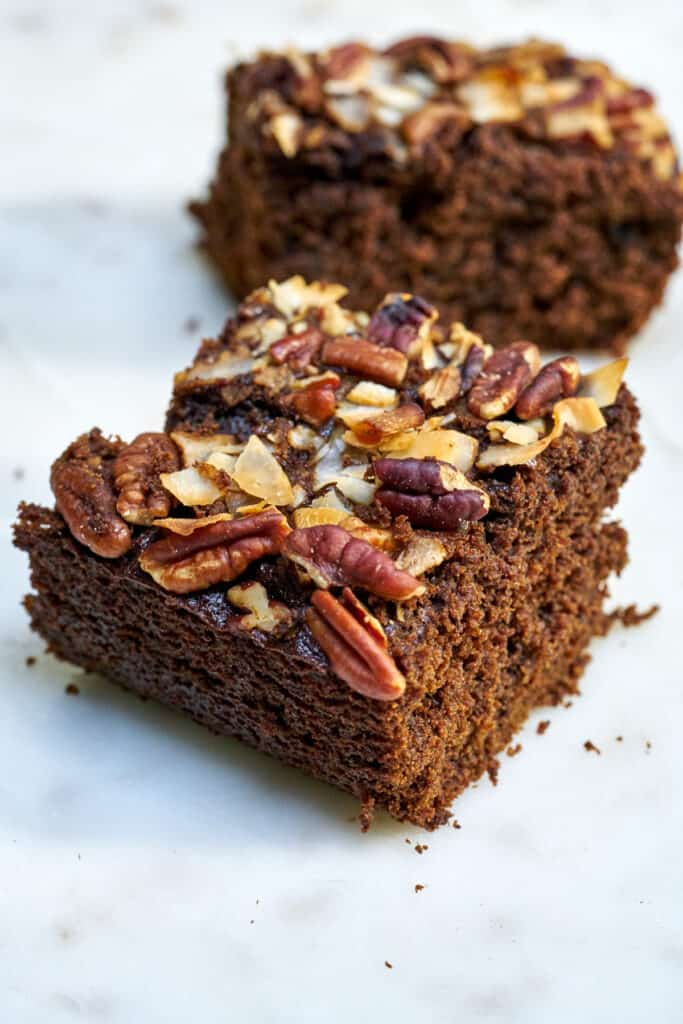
[616,735,623,742]
[506,743,523,757]
[65,683,80,696]
[405,838,412,845]
[384,961,393,969]
[452,819,461,830]
[415,843,429,855]
[25,656,36,667]
[414,884,424,893]
[584,739,601,755]
[645,740,652,752]
[608,603,659,628]
[537,720,550,735]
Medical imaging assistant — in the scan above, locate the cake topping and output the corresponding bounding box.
[50,279,631,700]
[250,38,678,182]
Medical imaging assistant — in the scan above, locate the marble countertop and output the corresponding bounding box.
[1,1,682,1021]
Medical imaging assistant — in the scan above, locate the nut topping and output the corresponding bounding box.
[50,430,132,559]
[113,432,180,525]
[515,356,580,419]
[367,293,436,354]
[284,375,339,426]
[321,337,408,387]
[374,457,489,528]
[139,509,289,594]
[227,581,293,633]
[282,525,425,600]
[351,403,425,445]
[419,362,461,409]
[306,588,406,701]
[270,326,323,369]
[467,341,541,420]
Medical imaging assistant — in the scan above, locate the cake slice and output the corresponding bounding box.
[191,37,683,353]
[14,279,643,829]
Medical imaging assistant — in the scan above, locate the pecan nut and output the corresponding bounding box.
[367,294,436,354]
[402,102,470,145]
[306,588,406,700]
[283,375,339,426]
[139,509,289,594]
[282,524,425,600]
[226,581,293,633]
[459,343,487,394]
[514,356,580,420]
[374,457,489,528]
[112,432,180,525]
[270,326,323,369]
[351,403,425,445]
[467,341,541,420]
[384,35,474,84]
[50,429,132,559]
[321,337,407,387]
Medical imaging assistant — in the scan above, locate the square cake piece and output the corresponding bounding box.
[191,37,683,353]
[15,279,642,829]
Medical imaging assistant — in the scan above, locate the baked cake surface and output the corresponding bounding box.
[191,37,683,353]
[15,278,643,828]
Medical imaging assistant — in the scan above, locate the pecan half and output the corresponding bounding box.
[283,374,339,426]
[367,294,436,354]
[514,356,580,419]
[306,588,406,701]
[384,35,474,84]
[50,430,132,559]
[321,337,407,387]
[467,341,541,420]
[374,457,489,528]
[282,525,424,600]
[139,509,289,594]
[351,403,425,445]
[459,343,487,394]
[112,432,180,525]
[270,326,323,369]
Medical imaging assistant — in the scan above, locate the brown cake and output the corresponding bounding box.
[14,278,642,829]
[191,37,683,354]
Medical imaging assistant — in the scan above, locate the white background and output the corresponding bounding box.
[1,2,682,1021]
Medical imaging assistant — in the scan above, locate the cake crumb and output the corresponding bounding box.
[537,720,550,735]
[616,735,623,742]
[452,819,461,830]
[584,740,601,755]
[384,961,393,969]
[414,884,424,893]
[415,843,429,855]
[608,603,659,628]
[506,743,522,757]
[65,683,80,696]
[645,740,652,752]
[405,838,412,845]
[25,656,36,667]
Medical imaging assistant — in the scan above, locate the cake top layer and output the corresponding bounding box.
[238,37,678,181]
[48,278,628,702]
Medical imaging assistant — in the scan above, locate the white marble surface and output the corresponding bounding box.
[1,1,683,1021]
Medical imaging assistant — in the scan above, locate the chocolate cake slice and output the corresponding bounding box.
[191,37,683,353]
[15,279,643,829]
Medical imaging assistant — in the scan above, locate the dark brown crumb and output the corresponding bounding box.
[564,701,574,709]
[487,759,499,785]
[607,603,660,628]
[645,740,652,752]
[384,961,393,970]
[506,743,523,757]
[414,844,429,855]
[452,819,461,830]
[537,720,550,735]
[358,795,375,832]
[25,656,36,667]
[616,735,623,742]
[65,683,80,696]
[405,838,412,845]
[414,884,424,893]
[584,740,601,755]
[183,316,201,334]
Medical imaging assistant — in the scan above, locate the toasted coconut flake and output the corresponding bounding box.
[160,466,226,506]
[311,488,351,512]
[335,475,376,505]
[252,318,288,355]
[325,93,371,131]
[320,302,361,336]
[204,451,238,475]
[579,358,628,407]
[151,512,233,535]
[269,111,302,157]
[486,421,540,445]
[339,516,395,552]
[232,436,294,506]
[346,381,398,406]
[395,536,449,576]
[181,351,255,385]
[335,402,385,429]
[227,581,293,633]
[313,432,347,491]
[458,75,522,123]
[477,397,606,469]
[420,332,444,371]
[170,431,244,468]
[268,276,348,319]
[293,506,348,528]
[288,424,322,450]
[391,429,478,473]
[290,484,307,508]
[445,322,488,363]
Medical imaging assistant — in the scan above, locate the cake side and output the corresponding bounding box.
[14,280,643,828]
[191,38,683,353]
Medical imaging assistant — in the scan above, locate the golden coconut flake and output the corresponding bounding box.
[159,467,227,506]
[231,436,294,506]
[578,358,628,408]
